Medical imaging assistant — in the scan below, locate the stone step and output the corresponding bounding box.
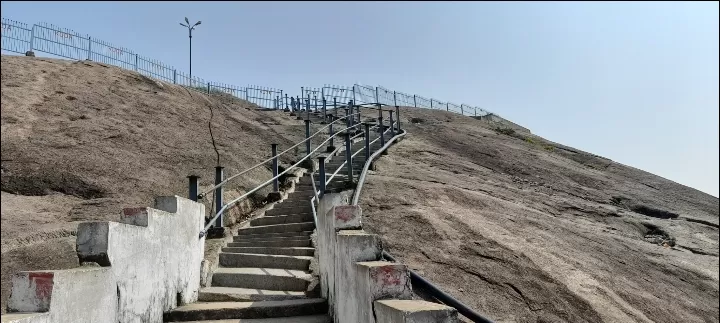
[266,204,312,215]
[219,253,312,270]
[163,299,328,321]
[250,214,313,226]
[233,231,312,242]
[222,247,315,257]
[228,239,311,248]
[211,267,311,291]
[275,199,312,208]
[177,316,330,323]
[198,286,308,303]
[236,222,314,236]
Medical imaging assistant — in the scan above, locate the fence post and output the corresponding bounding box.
[285,94,289,110]
[352,86,357,104]
[430,100,433,109]
[389,110,395,137]
[475,107,477,116]
[395,106,401,133]
[374,87,379,104]
[364,123,370,163]
[393,91,397,106]
[306,99,311,120]
[207,83,211,94]
[87,36,92,60]
[29,25,36,53]
[446,103,449,112]
[214,166,224,228]
[280,90,284,108]
[318,156,326,197]
[301,87,305,105]
[314,95,318,112]
[271,144,279,192]
[328,115,335,152]
[173,69,177,84]
[322,99,327,123]
[134,54,138,71]
[187,175,200,202]
[378,106,385,147]
[333,97,337,115]
[345,132,353,183]
[460,104,464,115]
[353,100,359,125]
[413,95,417,108]
[345,106,350,128]
[305,119,311,156]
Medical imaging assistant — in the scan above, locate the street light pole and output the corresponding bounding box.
[180,17,201,79]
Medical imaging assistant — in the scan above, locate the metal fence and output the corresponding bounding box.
[1,17,496,116]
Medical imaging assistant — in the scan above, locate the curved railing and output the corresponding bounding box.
[192,101,393,237]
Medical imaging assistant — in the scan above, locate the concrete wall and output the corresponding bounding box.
[2,196,205,323]
[374,300,459,323]
[313,194,458,323]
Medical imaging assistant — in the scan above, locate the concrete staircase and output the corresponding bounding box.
[163,109,390,323]
[163,177,329,323]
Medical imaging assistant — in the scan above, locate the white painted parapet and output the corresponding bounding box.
[334,230,382,323]
[2,196,206,323]
[355,261,413,323]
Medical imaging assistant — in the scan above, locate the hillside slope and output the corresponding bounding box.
[359,108,719,323]
[0,55,322,312]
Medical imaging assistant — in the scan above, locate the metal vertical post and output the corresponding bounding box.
[475,107,477,117]
[207,83,211,94]
[322,99,327,122]
[345,107,350,128]
[393,91,397,106]
[276,96,280,109]
[430,99,433,109]
[135,54,138,71]
[314,95,318,112]
[389,110,395,137]
[173,69,177,84]
[301,87,304,106]
[87,36,92,60]
[446,103,449,112]
[364,123,370,163]
[29,25,35,52]
[305,120,311,156]
[345,132,353,183]
[328,115,335,151]
[187,175,199,202]
[214,166,224,228]
[378,107,385,147]
[461,104,464,115]
[395,106,401,133]
[306,99,311,119]
[285,94,289,109]
[413,95,417,108]
[318,156,326,197]
[352,86,356,104]
[271,144,279,192]
[333,98,337,115]
[280,90,284,108]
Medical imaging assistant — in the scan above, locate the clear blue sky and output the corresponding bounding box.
[2,1,718,197]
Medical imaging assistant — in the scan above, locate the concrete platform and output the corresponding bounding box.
[219,253,312,271]
[163,299,328,321]
[211,268,312,291]
[221,247,315,257]
[198,287,307,302]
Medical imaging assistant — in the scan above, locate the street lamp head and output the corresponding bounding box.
[194,21,202,26]
[180,22,188,27]
[185,17,189,24]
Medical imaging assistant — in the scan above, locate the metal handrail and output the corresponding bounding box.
[198,111,363,198]
[323,121,391,186]
[309,172,320,227]
[201,121,365,234]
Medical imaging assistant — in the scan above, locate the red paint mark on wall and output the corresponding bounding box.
[123,207,146,217]
[28,272,54,300]
[374,266,401,287]
[335,206,356,223]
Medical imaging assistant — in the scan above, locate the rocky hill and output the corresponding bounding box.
[358,108,719,322]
